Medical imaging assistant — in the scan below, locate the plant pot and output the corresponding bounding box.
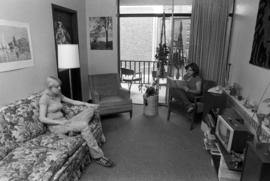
[143,94,158,116]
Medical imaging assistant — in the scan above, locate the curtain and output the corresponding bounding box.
[188,0,231,85]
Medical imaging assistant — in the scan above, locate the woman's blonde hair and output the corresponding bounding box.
[46,76,62,88]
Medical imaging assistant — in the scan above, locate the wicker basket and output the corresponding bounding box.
[143,94,158,116]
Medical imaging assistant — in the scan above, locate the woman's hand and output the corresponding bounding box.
[84,103,99,109]
[183,86,189,92]
[60,120,69,125]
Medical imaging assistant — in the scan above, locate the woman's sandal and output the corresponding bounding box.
[94,156,114,167]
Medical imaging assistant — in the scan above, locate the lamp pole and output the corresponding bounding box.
[69,69,73,99]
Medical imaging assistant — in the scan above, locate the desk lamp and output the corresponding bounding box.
[57,44,80,99]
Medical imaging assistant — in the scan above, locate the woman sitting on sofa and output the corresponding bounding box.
[169,62,202,113]
[39,76,114,167]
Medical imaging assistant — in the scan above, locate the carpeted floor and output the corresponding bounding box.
[80,105,218,181]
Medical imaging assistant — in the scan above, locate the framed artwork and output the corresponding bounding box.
[55,20,71,44]
[0,19,33,72]
[250,0,270,69]
[89,17,113,50]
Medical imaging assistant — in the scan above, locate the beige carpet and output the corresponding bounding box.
[80,105,218,181]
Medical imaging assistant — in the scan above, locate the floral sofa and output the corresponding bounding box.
[0,92,104,181]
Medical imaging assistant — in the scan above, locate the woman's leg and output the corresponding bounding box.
[68,107,95,125]
[171,88,192,108]
[64,108,105,158]
[50,107,113,167]
[49,107,103,157]
[81,126,104,159]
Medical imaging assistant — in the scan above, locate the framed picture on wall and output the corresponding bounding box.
[0,19,33,72]
[250,0,270,69]
[89,17,113,50]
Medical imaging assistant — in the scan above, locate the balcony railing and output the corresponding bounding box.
[120,60,158,85]
[120,59,188,85]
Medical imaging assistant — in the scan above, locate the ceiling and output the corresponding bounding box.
[120,0,193,6]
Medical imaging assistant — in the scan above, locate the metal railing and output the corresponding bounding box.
[120,60,158,85]
[120,59,189,85]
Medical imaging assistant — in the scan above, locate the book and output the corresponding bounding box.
[167,76,187,88]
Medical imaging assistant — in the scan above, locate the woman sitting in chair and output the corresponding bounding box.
[170,62,202,113]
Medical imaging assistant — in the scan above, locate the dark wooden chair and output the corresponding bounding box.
[120,68,142,92]
[167,79,217,130]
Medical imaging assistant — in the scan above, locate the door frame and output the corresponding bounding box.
[51,4,82,100]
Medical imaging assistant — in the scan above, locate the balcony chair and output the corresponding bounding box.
[120,68,142,92]
[167,79,217,130]
[89,73,133,118]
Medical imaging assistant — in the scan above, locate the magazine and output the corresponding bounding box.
[167,76,187,88]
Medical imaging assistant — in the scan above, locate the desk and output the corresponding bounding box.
[202,131,241,181]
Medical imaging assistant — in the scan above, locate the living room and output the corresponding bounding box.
[0,0,270,181]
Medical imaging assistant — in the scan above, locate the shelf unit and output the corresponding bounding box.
[225,91,270,143]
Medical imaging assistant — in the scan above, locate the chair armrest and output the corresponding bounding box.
[135,72,142,76]
[119,88,130,98]
[192,95,203,104]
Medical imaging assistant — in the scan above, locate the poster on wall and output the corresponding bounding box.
[89,17,113,50]
[54,21,71,44]
[250,0,270,69]
[0,19,34,72]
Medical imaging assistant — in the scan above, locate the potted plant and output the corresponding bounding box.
[143,85,158,116]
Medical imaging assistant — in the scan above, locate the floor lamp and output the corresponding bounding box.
[57,44,80,99]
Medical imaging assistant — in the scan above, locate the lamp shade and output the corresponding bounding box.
[57,44,80,69]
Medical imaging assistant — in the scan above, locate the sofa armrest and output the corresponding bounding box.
[93,108,101,121]
[119,88,130,99]
[92,91,101,104]
[63,103,101,121]
[62,103,87,119]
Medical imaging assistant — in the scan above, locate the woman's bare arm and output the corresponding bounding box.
[62,95,99,109]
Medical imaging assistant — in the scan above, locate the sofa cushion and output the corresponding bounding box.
[0,145,68,181]
[0,133,85,181]
[62,103,86,120]
[100,96,132,107]
[0,93,47,143]
[21,132,84,154]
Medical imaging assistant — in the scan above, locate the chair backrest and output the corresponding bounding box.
[89,73,120,97]
[201,79,217,95]
[121,68,135,76]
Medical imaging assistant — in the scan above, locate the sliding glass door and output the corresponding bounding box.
[118,3,192,104]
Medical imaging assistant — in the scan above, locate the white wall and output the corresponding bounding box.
[229,0,270,104]
[0,0,89,106]
[86,0,118,74]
